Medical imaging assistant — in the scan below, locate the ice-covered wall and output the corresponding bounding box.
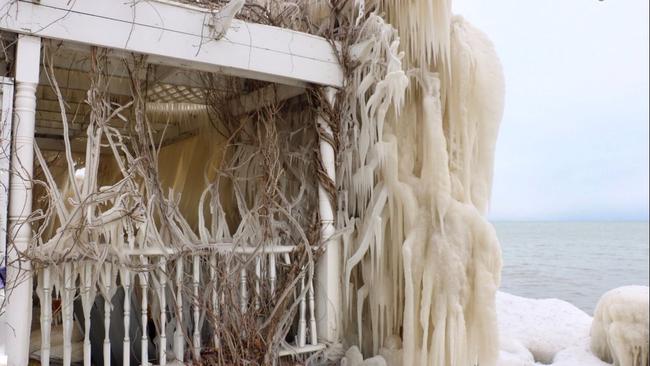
[339,3,505,364]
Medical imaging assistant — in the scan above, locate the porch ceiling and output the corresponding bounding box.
[32,45,305,152]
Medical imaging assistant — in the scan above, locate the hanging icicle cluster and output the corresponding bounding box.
[337,3,505,365]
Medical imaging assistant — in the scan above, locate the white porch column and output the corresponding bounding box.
[3,34,41,366]
[315,87,341,343]
[0,76,15,366]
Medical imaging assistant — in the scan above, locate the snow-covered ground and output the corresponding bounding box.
[343,289,649,366]
[496,291,610,366]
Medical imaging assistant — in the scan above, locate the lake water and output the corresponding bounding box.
[494,221,649,315]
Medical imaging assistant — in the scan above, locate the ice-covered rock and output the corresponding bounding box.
[496,291,592,364]
[590,286,649,366]
[496,291,621,366]
[341,346,364,366]
[341,346,390,366]
[498,336,535,366]
[552,338,611,366]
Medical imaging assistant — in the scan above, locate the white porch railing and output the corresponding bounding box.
[33,245,323,365]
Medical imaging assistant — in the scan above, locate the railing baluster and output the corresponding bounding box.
[159,259,167,366]
[121,269,131,366]
[82,264,93,366]
[139,267,149,365]
[40,267,52,366]
[192,255,201,360]
[298,276,307,348]
[209,254,219,348]
[173,258,184,362]
[268,253,276,296]
[308,279,318,346]
[63,263,73,366]
[240,267,247,314]
[254,257,261,310]
[102,263,112,366]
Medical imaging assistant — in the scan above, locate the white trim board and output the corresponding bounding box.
[0,0,344,87]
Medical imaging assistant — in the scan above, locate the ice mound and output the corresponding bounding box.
[341,346,388,366]
[591,286,649,366]
[497,291,593,364]
[496,291,609,366]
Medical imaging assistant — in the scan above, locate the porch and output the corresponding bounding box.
[0,0,344,365]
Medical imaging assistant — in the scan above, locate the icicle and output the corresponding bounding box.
[341,10,504,366]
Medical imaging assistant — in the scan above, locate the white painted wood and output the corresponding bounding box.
[283,253,291,266]
[268,253,276,296]
[0,76,14,365]
[40,267,52,366]
[0,79,13,309]
[209,254,219,348]
[82,264,93,366]
[102,264,113,366]
[315,87,341,343]
[120,269,132,366]
[121,244,300,256]
[191,255,200,360]
[277,343,326,357]
[298,276,307,348]
[62,263,74,366]
[173,259,184,362]
[308,280,318,346]
[3,35,40,366]
[254,257,261,310]
[240,267,247,314]
[139,269,149,366]
[0,0,343,87]
[158,259,168,366]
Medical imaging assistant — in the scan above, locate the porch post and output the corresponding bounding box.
[3,34,41,366]
[0,76,15,366]
[315,87,341,343]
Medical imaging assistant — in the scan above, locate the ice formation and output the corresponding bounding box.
[340,8,504,366]
[496,291,613,366]
[341,346,388,366]
[591,286,649,366]
[14,0,508,363]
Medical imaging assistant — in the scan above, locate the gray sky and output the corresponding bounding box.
[453,0,649,221]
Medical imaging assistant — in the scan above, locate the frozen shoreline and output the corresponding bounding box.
[497,291,610,366]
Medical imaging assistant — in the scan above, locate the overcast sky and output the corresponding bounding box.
[453,0,649,221]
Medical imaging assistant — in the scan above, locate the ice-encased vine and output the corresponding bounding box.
[338,10,505,366]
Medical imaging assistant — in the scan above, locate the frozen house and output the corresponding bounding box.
[0,0,506,365]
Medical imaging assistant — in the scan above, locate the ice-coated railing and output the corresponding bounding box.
[33,245,322,366]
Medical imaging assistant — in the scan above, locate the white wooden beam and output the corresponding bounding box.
[0,0,344,87]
